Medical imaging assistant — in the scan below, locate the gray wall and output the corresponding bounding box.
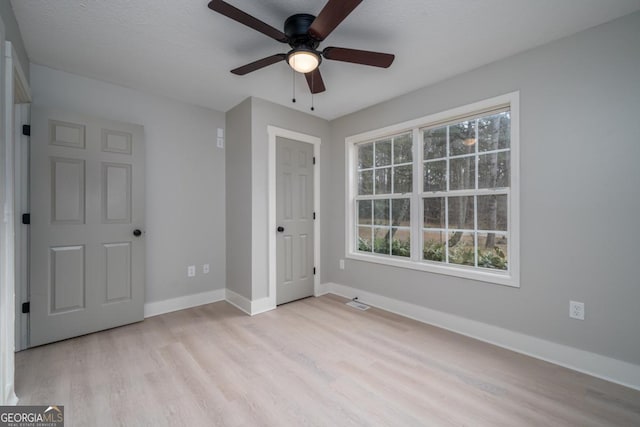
[249,97,330,300]
[226,98,252,299]
[31,64,227,304]
[0,1,28,81]
[327,12,640,365]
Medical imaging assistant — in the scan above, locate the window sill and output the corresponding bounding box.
[346,252,519,288]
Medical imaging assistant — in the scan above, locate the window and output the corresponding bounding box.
[356,133,412,257]
[346,93,519,287]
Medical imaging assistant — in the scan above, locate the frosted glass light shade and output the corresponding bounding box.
[288,50,320,73]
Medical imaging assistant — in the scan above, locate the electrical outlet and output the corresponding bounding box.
[203,264,210,274]
[187,265,196,278]
[570,301,585,320]
[339,259,345,270]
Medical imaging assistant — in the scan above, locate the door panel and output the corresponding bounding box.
[51,157,85,223]
[50,245,85,313]
[104,242,131,302]
[276,138,314,305]
[101,129,132,154]
[102,162,131,223]
[50,120,85,149]
[30,108,145,346]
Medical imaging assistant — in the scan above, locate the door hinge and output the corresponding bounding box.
[313,267,316,275]
[22,302,30,314]
[313,156,316,165]
[22,125,31,136]
[22,213,30,225]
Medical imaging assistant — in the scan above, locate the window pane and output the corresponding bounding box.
[373,200,390,225]
[358,170,373,195]
[391,228,410,257]
[449,156,476,191]
[423,231,446,262]
[357,200,372,225]
[424,160,446,192]
[478,112,510,152]
[423,197,444,228]
[448,231,475,266]
[392,199,411,226]
[358,227,373,252]
[394,134,413,164]
[478,233,508,270]
[358,142,374,169]
[449,120,476,157]
[393,165,413,194]
[375,139,392,167]
[448,196,474,230]
[375,168,392,194]
[477,195,507,231]
[478,152,510,189]
[423,127,446,160]
[374,227,390,255]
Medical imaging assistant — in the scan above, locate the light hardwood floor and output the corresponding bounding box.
[15,294,640,426]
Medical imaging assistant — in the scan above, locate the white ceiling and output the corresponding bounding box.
[11,0,640,120]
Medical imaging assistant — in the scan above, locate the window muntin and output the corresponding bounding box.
[347,94,518,287]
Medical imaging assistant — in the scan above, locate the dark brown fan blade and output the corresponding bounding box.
[208,0,288,43]
[305,69,326,94]
[323,47,395,68]
[308,0,362,41]
[231,54,286,75]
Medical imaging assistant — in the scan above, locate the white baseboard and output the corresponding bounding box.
[225,289,252,315]
[326,282,640,391]
[3,385,18,406]
[251,297,276,315]
[6,394,18,405]
[225,290,276,316]
[144,288,226,318]
[314,282,331,296]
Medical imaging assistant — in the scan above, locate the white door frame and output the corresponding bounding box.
[0,22,15,407]
[1,38,30,405]
[267,126,321,310]
[13,81,30,351]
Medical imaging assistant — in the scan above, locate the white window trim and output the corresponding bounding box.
[345,92,520,287]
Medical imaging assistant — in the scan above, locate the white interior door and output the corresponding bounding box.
[276,137,314,305]
[30,108,145,347]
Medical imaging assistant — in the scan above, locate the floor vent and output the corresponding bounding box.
[346,300,370,311]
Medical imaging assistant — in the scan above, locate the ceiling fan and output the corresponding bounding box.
[207,0,395,94]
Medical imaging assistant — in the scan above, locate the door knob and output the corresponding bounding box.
[133,229,143,237]
[277,226,285,232]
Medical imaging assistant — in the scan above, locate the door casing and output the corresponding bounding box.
[267,126,322,312]
[275,137,314,305]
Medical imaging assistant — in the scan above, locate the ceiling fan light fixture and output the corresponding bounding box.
[287,49,320,74]
[209,0,395,94]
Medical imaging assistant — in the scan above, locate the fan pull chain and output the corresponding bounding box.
[292,69,296,103]
[310,72,315,111]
